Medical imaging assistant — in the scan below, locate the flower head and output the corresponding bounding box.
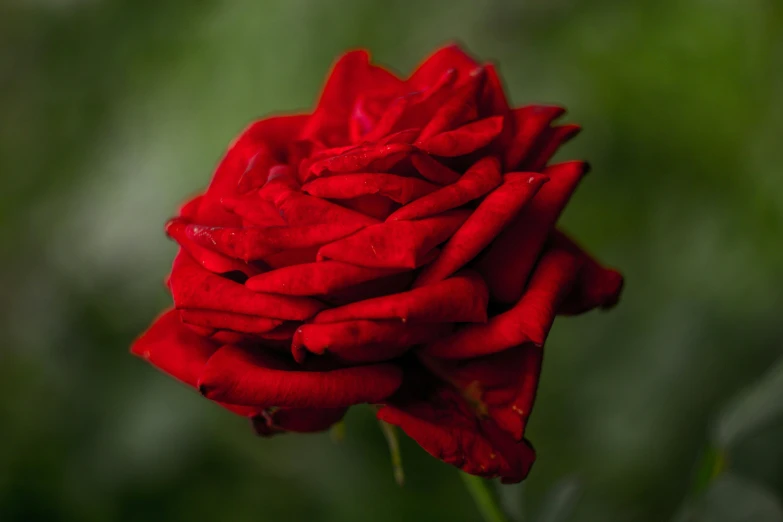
[131,44,623,483]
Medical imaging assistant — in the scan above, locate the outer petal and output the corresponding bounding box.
[292,320,453,363]
[553,230,625,314]
[377,369,535,483]
[387,157,502,221]
[313,270,488,324]
[197,345,402,408]
[131,309,218,386]
[252,407,348,437]
[169,251,325,320]
[317,209,470,268]
[424,247,581,359]
[414,173,548,286]
[478,161,588,303]
[130,309,257,416]
[246,261,400,296]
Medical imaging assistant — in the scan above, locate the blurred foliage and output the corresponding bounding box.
[1,0,782,521]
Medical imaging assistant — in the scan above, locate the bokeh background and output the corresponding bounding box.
[2,0,782,521]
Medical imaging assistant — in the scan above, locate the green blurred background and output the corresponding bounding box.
[2,0,782,521]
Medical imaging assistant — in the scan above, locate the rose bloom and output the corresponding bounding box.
[131,45,623,483]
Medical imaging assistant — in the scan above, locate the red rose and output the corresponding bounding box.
[131,45,623,483]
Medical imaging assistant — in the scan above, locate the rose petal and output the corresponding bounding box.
[220,194,287,228]
[407,44,479,90]
[478,161,588,303]
[410,153,462,185]
[414,173,549,287]
[130,309,257,416]
[318,209,470,269]
[553,230,625,314]
[308,143,413,178]
[293,320,453,363]
[316,50,404,123]
[503,106,566,170]
[522,124,581,171]
[313,270,488,324]
[206,115,308,201]
[179,309,283,335]
[421,346,543,441]
[165,218,259,276]
[424,247,581,359]
[246,261,400,296]
[252,407,347,436]
[183,222,365,262]
[267,188,380,227]
[416,116,504,157]
[302,173,438,204]
[131,309,218,386]
[377,370,535,483]
[169,251,325,320]
[416,67,485,143]
[387,157,501,221]
[198,345,402,408]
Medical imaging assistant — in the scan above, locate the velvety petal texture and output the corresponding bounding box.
[131,44,624,481]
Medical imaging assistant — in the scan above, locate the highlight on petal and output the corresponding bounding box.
[252,407,348,437]
[553,230,625,315]
[388,157,502,221]
[197,345,402,408]
[424,247,581,359]
[313,270,488,324]
[478,161,588,303]
[302,173,438,204]
[293,320,453,363]
[169,251,326,321]
[317,209,469,268]
[414,172,548,287]
[416,116,504,157]
[245,261,400,296]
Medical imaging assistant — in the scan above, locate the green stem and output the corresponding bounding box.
[460,473,510,522]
